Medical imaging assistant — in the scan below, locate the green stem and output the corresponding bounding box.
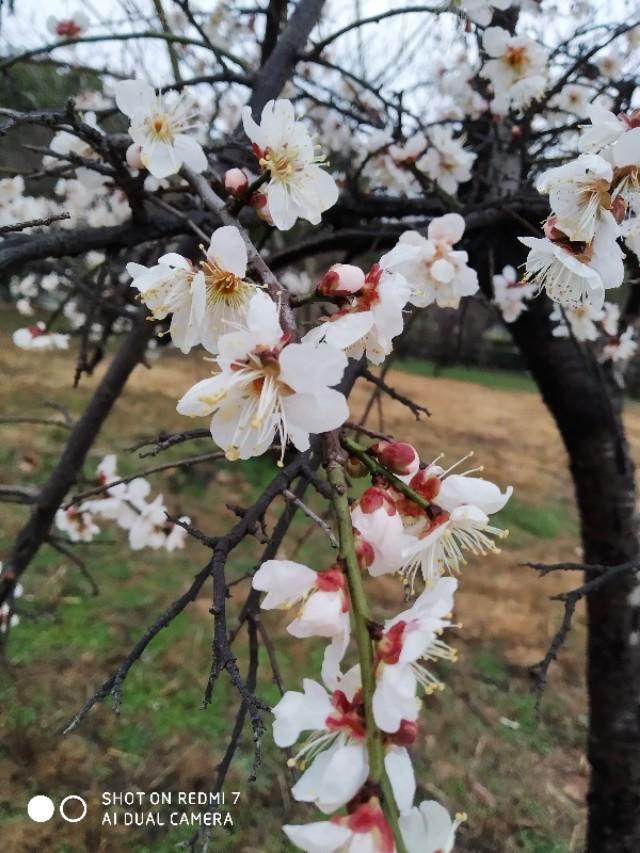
[342,435,431,512]
[325,450,408,853]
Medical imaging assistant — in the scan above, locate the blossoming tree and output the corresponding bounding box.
[1,1,639,851]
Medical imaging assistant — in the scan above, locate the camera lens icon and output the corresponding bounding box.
[27,794,88,823]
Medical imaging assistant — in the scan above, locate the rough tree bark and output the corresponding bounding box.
[482,232,640,852]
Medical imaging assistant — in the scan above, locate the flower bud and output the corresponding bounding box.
[358,486,396,516]
[386,719,419,746]
[354,531,375,571]
[409,468,441,501]
[611,194,627,224]
[345,455,368,478]
[250,190,274,225]
[317,263,365,297]
[224,167,249,197]
[126,143,144,170]
[371,440,419,477]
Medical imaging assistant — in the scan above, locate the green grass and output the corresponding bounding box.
[494,497,577,546]
[396,357,538,393]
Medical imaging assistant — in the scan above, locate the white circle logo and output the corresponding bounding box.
[59,795,88,823]
[27,795,55,823]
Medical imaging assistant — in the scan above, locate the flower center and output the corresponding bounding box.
[259,147,295,182]
[201,261,251,308]
[147,113,174,144]
[505,45,529,73]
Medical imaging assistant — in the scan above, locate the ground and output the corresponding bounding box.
[2,327,639,852]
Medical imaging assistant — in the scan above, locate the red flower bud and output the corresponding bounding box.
[371,440,419,476]
[224,167,249,197]
[409,468,441,501]
[318,263,365,297]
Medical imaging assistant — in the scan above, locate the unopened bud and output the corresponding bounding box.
[354,532,375,571]
[345,455,368,478]
[410,468,441,501]
[371,440,419,477]
[126,143,144,170]
[224,167,249,197]
[611,194,627,224]
[387,719,419,746]
[317,263,365,297]
[543,215,566,243]
[359,486,396,515]
[250,190,273,225]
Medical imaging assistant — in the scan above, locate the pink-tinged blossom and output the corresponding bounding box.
[400,800,465,853]
[115,79,207,179]
[55,506,100,543]
[47,11,89,38]
[317,264,366,298]
[177,291,349,460]
[381,214,478,309]
[13,323,69,352]
[241,99,338,230]
[283,798,395,853]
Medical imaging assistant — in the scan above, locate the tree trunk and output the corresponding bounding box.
[487,245,640,850]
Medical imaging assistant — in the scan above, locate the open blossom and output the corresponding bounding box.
[190,226,257,353]
[452,0,513,26]
[373,578,458,733]
[128,254,199,354]
[115,79,207,179]
[273,671,414,814]
[48,111,104,189]
[177,291,349,461]
[520,215,624,311]
[381,214,478,309]
[400,800,465,853]
[550,302,603,341]
[351,487,415,577]
[481,27,547,114]
[128,226,256,354]
[611,126,640,203]
[242,99,338,230]
[579,103,626,154]
[602,326,638,363]
[284,799,395,853]
[401,458,512,587]
[536,154,614,243]
[552,84,590,116]
[419,127,476,196]
[13,323,69,352]
[128,494,189,551]
[492,265,534,322]
[55,506,100,543]
[252,559,350,681]
[47,11,89,38]
[304,263,410,366]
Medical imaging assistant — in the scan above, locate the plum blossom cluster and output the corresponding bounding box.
[521,105,640,313]
[55,455,189,552]
[252,437,510,850]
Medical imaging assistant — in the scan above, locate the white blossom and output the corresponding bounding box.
[241,99,338,230]
[177,291,349,461]
[381,214,478,309]
[115,79,207,179]
[400,800,465,853]
[492,265,534,322]
[419,127,476,196]
[481,27,548,114]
